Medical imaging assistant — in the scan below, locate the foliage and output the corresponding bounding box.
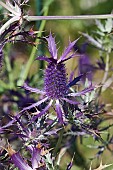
[0,0,113,170]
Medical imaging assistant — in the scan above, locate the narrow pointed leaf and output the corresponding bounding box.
[59,38,79,62]
[68,85,94,97]
[35,56,51,62]
[67,74,83,88]
[45,33,57,59]
[32,100,53,121]
[21,97,48,112]
[23,83,45,94]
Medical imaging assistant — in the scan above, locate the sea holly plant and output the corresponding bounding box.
[20,33,95,124]
[1,0,113,170]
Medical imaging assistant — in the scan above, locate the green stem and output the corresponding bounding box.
[102,53,110,84]
[54,128,64,156]
[17,8,48,86]
[0,80,10,89]
[4,45,14,89]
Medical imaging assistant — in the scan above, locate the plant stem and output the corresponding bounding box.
[1,0,113,20]
[4,44,14,89]
[54,128,64,156]
[102,52,110,84]
[0,16,20,35]
[0,80,10,89]
[24,14,113,21]
[17,8,48,86]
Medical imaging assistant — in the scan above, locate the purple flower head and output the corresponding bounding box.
[21,33,94,124]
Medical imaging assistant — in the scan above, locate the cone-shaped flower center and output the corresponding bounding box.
[44,62,67,99]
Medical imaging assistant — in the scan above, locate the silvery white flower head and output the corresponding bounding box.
[0,0,24,35]
[6,0,22,17]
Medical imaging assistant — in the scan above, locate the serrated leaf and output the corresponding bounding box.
[105,18,113,33]
[95,20,105,32]
[45,152,54,170]
[96,30,105,36]
[80,32,104,50]
[67,74,83,88]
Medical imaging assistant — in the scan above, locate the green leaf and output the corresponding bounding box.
[105,18,113,33]
[95,20,105,32]
[45,152,54,170]
[80,32,104,50]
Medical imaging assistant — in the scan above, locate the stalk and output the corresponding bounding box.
[24,14,113,21]
[17,8,48,86]
[102,52,110,84]
[0,16,20,35]
[4,47,14,89]
[53,128,64,156]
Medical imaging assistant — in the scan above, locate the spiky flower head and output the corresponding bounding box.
[22,33,94,124]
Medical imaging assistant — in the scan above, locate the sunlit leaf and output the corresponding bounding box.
[94,161,112,170]
[95,20,105,32]
[80,32,104,50]
[105,18,113,33]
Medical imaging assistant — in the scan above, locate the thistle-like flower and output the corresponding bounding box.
[22,33,94,124]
